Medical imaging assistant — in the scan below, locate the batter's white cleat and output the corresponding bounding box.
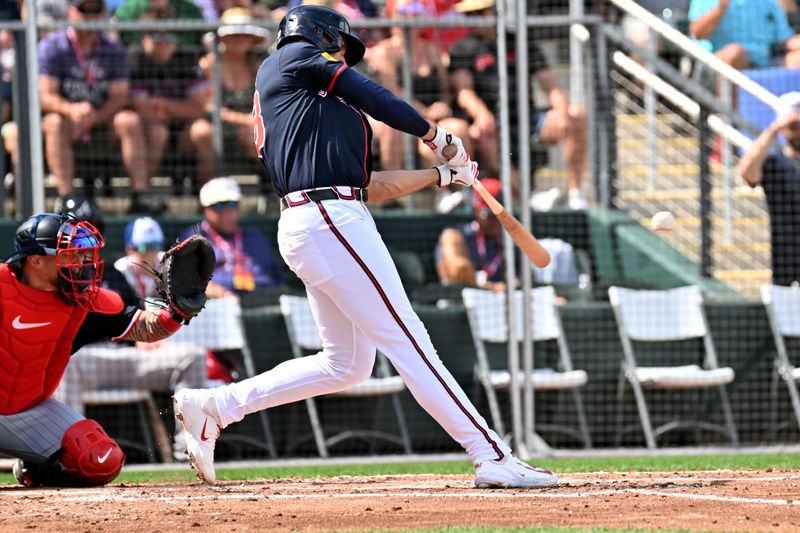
[173,389,220,485]
[474,454,558,489]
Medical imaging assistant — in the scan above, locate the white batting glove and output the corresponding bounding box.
[423,126,470,166]
[436,159,479,188]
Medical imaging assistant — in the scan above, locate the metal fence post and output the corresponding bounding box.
[211,34,224,176]
[698,105,713,276]
[594,26,617,208]
[12,29,32,219]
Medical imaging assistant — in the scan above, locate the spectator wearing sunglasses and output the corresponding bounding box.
[115,216,166,295]
[179,177,285,298]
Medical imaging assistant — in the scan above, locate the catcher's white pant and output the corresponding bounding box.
[213,193,510,462]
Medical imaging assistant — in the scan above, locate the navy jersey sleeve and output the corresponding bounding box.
[285,43,429,137]
[331,68,430,137]
[71,305,140,353]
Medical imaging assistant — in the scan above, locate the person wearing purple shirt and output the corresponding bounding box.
[39,0,159,213]
[179,178,285,297]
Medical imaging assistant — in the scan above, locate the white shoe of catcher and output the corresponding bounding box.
[173,389,221,485]
[474,454,558,489]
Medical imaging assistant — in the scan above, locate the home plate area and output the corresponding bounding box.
[3,471,800,532]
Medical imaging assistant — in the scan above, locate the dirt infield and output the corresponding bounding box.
[3,470,800,532]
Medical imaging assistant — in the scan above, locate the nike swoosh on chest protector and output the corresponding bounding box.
[12,316,52,330]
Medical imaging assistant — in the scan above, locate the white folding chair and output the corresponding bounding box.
[81,389,172,463]
[461,286,591,448]
[760,284,800,436]
[167,296,277,458]
[279,294,412,457]
[608,285,738,448]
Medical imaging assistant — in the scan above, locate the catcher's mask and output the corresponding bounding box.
[276,5,365,66]
[6,213,105,308]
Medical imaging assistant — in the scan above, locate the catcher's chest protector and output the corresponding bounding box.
[0,264,88,415]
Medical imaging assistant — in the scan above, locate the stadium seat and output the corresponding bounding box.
[278,294,413,457]
[760,284,800,437]
[167,296,277,458]
[81,389,171,463]
[608,285,739,448]
[461,286,592,448]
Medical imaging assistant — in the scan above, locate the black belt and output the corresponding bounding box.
[280,187,368,211]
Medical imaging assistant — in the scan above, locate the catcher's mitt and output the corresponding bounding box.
[156,234,216,324]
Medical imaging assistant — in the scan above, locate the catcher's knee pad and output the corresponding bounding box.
[60,419,125,487]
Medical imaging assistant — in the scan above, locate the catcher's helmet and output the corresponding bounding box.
[276,5,365,66]
[6,213,67,265]
[6,213,105,308]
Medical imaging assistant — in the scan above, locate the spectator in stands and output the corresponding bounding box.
[436,177,581,290]
[449,0,589,211]
[199,7,270,179]
[436,178,508,291]
[128,5,216,184]
[367,0,472,174]
[737,91,800,286]
[52,200,207,461]
[38,0,162,213]
[179,177,285,297]
[2,0,68,182]
[114,0,205,46]
[689,0,800,69]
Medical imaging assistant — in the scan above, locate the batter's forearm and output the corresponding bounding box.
[368,169,439,202]
[118,309,182,343]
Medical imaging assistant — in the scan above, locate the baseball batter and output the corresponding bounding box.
[1,213,212,487]
[174,5,557,489]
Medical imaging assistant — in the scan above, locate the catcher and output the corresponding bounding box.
[0,213,214,487]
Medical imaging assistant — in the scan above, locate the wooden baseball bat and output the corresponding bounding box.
[473,179,551,268]
[442,143,550,268]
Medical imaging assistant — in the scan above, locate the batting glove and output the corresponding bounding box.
[424,126,470,166]
[436,159,479,188]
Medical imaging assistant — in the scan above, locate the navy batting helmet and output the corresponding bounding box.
[276,5,365,66]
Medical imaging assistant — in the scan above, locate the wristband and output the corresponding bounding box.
[157,308,184,333]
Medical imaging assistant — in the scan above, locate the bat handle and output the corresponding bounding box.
[473,178,505,216]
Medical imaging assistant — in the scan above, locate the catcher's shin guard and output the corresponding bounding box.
[12,420,124,487]
[58,419,125,486]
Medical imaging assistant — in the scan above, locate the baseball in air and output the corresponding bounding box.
[651,211,675,232]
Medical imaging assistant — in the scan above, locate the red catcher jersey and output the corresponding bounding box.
[0,264,89,415]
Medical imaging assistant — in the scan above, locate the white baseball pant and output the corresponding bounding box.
[213,193,510,463]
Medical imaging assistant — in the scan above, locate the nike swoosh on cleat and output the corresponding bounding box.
[97,449,113,464]
[12,316,52,330]
[201,419,210,441]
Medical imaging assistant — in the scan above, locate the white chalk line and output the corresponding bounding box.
[10,487,799,507]
[6,472,799,508]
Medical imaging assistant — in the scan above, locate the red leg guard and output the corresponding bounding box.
[60,419,125,487]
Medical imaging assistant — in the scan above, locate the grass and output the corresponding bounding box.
[2,452,799,486]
